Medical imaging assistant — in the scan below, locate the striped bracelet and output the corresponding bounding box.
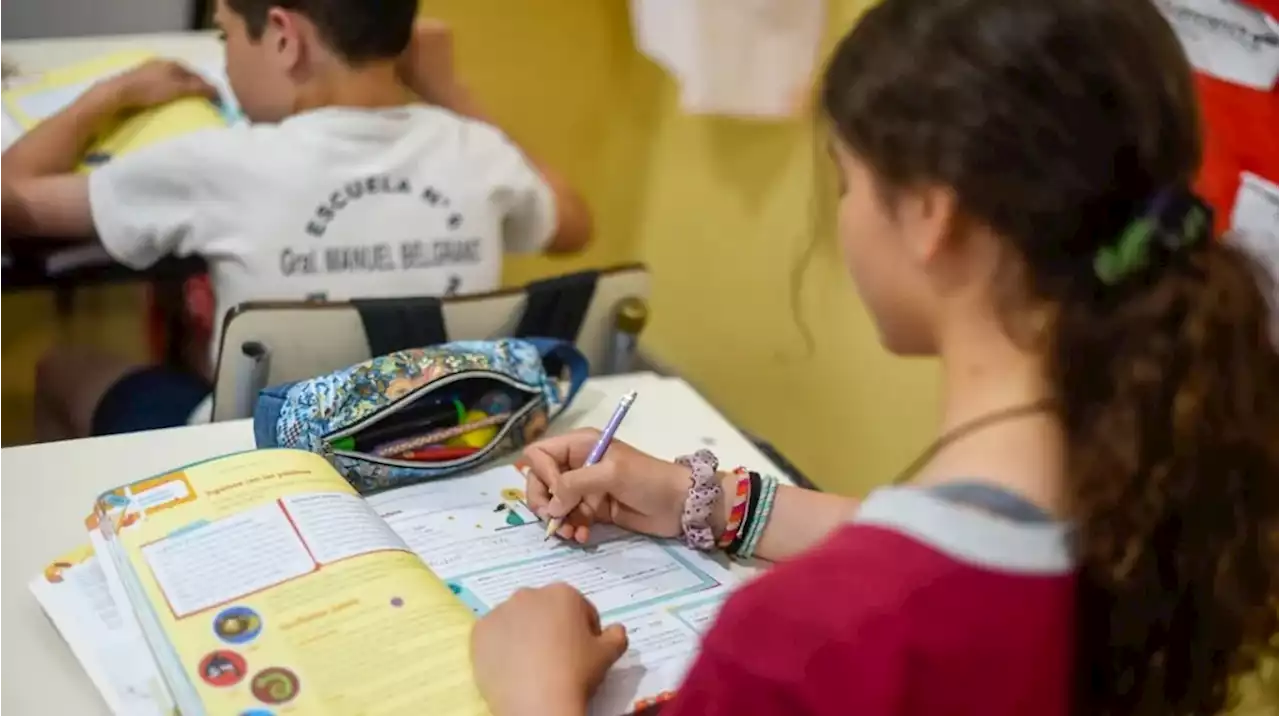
[716,469,752,550]
[737,475,779,560]
[726,471,762,556]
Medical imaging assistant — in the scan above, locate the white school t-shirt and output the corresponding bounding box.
[87,104,557,366]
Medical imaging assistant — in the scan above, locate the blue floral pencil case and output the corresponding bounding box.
[253,338,587,493]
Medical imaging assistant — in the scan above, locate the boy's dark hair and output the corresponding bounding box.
[822,1,1277,715]
[226,0,417,63]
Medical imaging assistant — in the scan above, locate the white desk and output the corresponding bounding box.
[0,372,785,715]
[3,31,220,74]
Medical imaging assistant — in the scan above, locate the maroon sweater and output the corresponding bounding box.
[664,485,1075,715]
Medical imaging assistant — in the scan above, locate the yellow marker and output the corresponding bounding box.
[447,410,499,448]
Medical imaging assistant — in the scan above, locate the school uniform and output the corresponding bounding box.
[87,104,556,434]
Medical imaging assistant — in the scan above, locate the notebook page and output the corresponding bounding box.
[96,448,488,716]
[28,544,172,716]
[368,465,742,715]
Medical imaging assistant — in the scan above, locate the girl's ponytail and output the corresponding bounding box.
[1049,196,1278,714]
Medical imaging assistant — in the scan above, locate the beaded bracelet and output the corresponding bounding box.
[737,475,779,560]
[726,471,762,556]
[675,450,721,551]
[716,469,752,550]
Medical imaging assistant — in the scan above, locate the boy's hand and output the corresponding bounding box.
[102,60,218,112]
[398,19,463,107]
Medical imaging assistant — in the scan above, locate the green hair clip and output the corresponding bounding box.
[1093,218,1155,285]
[1092,201,1209,285]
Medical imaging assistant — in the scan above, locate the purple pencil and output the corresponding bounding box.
[544,390,638,540]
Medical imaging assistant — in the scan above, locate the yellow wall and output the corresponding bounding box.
[623,2,940,495]
[425,0,654,285]
[434,0,941,495]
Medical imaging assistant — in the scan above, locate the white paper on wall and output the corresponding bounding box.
[1229,172,1279,284]
[630,0,826,119]
[1155,0,1279,90]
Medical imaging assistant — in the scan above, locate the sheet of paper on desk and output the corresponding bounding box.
[367,465,741,716]
[28,546,171,716]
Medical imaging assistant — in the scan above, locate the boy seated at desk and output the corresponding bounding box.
[0,0,592,441]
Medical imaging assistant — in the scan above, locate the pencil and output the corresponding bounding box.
[545,391,638,540]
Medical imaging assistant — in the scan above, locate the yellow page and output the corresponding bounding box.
[95,448,488,716]
[2,50,226,173]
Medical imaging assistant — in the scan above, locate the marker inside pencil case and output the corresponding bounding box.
[395,445,482,462]
[371,412,512,457]
[323,374,541,470]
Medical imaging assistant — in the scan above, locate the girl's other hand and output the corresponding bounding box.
[471,583,628,716]
[520,429,690,543]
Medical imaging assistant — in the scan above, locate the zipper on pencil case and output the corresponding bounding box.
[321,370,542,469]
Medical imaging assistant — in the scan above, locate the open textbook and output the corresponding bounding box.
[31,449,738,715]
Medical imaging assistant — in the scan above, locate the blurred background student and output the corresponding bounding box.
[2,2,591,441]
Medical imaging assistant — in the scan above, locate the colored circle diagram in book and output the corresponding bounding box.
[198,650,247,688]
[213,606,263,644]
[251,667,300,705]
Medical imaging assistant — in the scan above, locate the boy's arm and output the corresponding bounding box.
[4,83,121,179]
[1,84,119,237]
[2,60,216,239]
[5,59,217,182]
[1,175,92,238]
[399,21,592,254]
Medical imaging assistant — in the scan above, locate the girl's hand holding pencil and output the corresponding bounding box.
[519,428,692,544]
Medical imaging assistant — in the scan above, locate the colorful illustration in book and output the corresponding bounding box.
[42,561,74,584]
[213,606,263,645]
[41,546,93,584]
[492,499,530,527]
[250,667,300,705]
[198,650,247,688]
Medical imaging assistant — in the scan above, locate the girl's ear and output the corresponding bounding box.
[901,184,961,267]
